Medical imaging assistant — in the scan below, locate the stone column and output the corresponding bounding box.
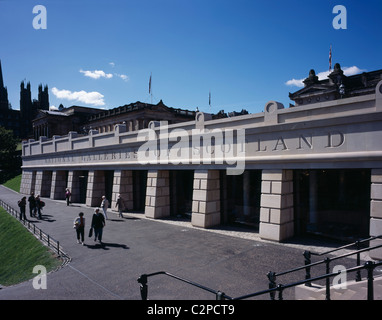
[112,170,134,212]
[34,170,52,197]
[20,170,36,195]
[145,170,170,219]
[50,170,67,200]
[191,170,220,228]
[259,169,294,242]
[67,171,80,203]
[370,169,382,260]
[86,170,105,207]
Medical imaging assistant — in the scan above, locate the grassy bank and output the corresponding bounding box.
[2,173,21,193]
[0,208,61,286]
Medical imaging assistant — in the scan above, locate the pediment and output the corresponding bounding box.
[290,84,335,100]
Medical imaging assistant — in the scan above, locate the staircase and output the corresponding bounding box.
[295,275,382,300]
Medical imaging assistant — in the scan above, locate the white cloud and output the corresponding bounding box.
[285,66,366,88]
[79,69,113,79]
[109,62,115,67]
[285,78,303,87]
[115,73,129,82]
[51,87,105,106]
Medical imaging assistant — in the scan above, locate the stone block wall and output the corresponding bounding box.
[86,170,105,207]
[34,170,52,197]
[50,170,68,200]
[67,171,81,203]
[259,169,294,241]
[191,169,220,228]
[145,170,170,219]
[112,170,134,212]
[370,169,382,260]
[20,170,36,195]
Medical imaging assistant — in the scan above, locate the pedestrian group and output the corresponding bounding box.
[19,190,128,247]
[18,191,45,221]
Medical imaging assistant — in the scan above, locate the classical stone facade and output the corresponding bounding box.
[20,66,382,258]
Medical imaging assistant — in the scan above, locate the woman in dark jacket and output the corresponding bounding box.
[91,208,105,244]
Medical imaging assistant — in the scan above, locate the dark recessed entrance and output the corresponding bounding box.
[170,170,194,219]
[133,170,147,212]
[220,170,262,228]
[104,170,114,204]
[78,171,88,204]
[294,169,371,241]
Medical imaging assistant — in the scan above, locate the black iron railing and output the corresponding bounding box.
[267,235,382,300]
[137,271,231,300]
[138,236,382,300]
[0,199,70,264]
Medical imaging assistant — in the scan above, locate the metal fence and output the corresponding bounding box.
[0,199,71,265]
[138,237,382,300]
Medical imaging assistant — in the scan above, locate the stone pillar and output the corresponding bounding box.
[112,170,134,212]
[34,171,52,197]
[259,169,294,242]
[67,171,80,203]
[86,170,105,207]
[50,170,67,200]
[34,171,43,196]
[20,170,36,195]
[191,170,220,228]
[145,170,170,219]
[370,169,382,260]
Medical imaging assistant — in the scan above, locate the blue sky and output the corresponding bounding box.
[0,0,381,114]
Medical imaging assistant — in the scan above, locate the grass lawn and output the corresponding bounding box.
[0,208,62,286]
[2,174,22,193]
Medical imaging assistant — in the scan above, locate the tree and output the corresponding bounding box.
[0,126,20,182]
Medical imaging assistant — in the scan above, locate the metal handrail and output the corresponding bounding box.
[137,260,382,300]
[0,200,70,262]
[137,271,232,300]
[267,235,382,293]
[309,235,382,257]
[137,236,382,300]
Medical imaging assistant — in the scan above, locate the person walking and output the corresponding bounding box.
[91,208,105,244]
[115,194,125,218]
[65,188,71,206]
[18,196,27,221]
[100,195,109,220]
[28,192,36,218]
[35,195,43,219]
[73,212,85,245]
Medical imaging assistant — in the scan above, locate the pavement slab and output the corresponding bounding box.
[0,185,372,300]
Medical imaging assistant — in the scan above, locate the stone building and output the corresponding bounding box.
[20,64,382,259]
[32,100,197,140]
[32,106,102,140]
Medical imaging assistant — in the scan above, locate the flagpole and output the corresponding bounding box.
[329,45,332,72]
[149,73,152,104]
[209,90,211,110]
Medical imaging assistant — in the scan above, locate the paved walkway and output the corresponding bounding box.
[0,185,375,300]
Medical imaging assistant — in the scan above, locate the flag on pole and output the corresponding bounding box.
[329,45,332,72]
[149,73,152,94]
[209,90,211,107]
